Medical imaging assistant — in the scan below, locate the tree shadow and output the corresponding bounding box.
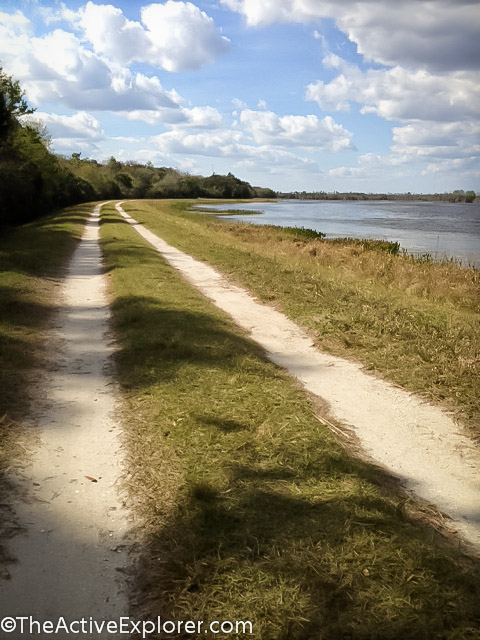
[134,454,480,640]
[195,414,247,433]
[112,294,271,389]
[0,203,92,278]
[101,236,164,273]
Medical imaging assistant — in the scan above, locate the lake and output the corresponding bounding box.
[199,200,480,267]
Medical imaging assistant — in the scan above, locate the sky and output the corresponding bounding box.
[0,0,479,193]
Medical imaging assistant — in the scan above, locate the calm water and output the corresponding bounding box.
[201,200,480,267]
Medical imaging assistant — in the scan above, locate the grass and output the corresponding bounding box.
[121,199,479,436]
[194,207,263,216]
[0,202,94,576]
[100,202,480,640]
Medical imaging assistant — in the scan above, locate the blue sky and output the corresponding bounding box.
[1,0,479,193]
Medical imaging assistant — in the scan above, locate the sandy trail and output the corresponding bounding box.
[117,202,480,551]
[0,205,129,637]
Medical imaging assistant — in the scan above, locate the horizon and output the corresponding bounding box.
[1,0,479,194]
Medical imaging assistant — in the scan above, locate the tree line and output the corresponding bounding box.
[278,190,477,202]
[0,69,275,227]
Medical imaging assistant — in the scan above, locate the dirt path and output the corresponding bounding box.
[0,205,129,637]
[116,202,480,552]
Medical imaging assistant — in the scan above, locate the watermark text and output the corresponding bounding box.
[1,616,253,638]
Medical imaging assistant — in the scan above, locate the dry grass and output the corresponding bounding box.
[101,203,480,640]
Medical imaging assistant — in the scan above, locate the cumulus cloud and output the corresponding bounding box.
[154,129,244,156]
[306,57,480,122]
[239,109,354,151]
[56,1,229,72]
[391,121,480,159]
[422,157,480,179]
[122,105,224,128]
[19,110,105,157]
[23,111,104,140]
[76,2,149,66]
[0,20,187,117]
[221,1,480,184]
[328,152,411,183]
[220,0,480,73]
[140,2,229,71]
[152,127,319,176]
[234,146,319,175]
[0,9,32,33]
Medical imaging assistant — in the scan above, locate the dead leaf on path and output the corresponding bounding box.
[85,475,98,483]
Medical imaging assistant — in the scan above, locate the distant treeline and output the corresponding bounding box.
[0,68,274,227]
[278,190,478,202]
[61,155,276,202]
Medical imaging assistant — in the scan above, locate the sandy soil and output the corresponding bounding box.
[117,202,480,552]
[0,205,130,637]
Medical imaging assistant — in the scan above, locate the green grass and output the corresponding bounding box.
[194,207,263,216]
[100,203,480,640]
[122,199,480,435]
[0,202,94,577]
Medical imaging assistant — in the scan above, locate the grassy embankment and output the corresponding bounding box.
[0,202,94,575]
[124,199,480,436]
[100,201,480,640]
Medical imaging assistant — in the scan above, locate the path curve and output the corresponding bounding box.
[0,204,129,637]
[117,201,480,551]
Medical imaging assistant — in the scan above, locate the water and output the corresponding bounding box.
[199,200,480,267]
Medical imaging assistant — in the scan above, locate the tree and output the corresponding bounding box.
[0,68,34,140]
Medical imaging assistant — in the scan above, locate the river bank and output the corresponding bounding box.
[200,199,480,267]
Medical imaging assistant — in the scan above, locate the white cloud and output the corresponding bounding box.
[220,0,480,73]
[57,1,229,72]
[234,146,319,174]
[422,157,480,178]
[239,109,354,151]
[327,152,411,183]
[141,2,229,71]
[0,21,186,116]
[181,106,224,129]
[78,2,150,66]
[121,105,224,128]
[51,138,101,155]
[0,9,32,33]
[306,58,480,122]
[22,111,104,140]
[154,129,244,156]
[152,127,320,176]
[392,121,480,149]
[391,121,480,160]
[328,166,365,179]
[232,98,248,110]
